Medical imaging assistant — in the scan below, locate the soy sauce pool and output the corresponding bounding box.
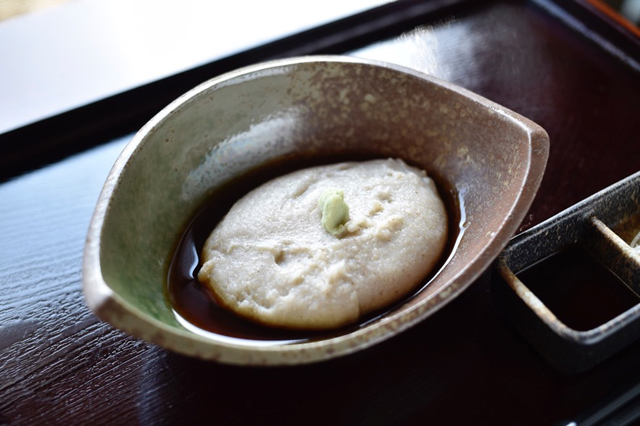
[517,246,640,331]
[166,154,466,344]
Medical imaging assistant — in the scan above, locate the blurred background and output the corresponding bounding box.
[0,0,68,20]
[1,0,639,25]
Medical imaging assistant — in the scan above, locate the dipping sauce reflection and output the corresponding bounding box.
[517,246,640,331]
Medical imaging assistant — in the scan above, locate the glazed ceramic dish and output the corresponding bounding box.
[494,171,640,373]
[82,56,549,365]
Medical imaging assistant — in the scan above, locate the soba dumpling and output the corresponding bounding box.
[198,159,447,329]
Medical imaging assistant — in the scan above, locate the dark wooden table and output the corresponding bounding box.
[1,0,640,424]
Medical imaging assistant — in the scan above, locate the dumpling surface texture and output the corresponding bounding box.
[198,158,448,329]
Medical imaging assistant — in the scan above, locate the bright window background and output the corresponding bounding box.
[0,0,69,21]
[0,0,392,133]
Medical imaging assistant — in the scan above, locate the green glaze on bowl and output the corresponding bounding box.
[82,56,549,365]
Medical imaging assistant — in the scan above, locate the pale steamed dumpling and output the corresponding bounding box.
[198,158,448,329]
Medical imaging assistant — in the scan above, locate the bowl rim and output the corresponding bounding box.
[82,55,549,365]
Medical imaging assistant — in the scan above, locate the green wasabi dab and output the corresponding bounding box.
[318,189,350,236]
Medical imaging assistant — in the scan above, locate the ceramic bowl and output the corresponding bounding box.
[82,56,549,365]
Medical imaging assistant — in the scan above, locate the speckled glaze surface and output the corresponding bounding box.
[83,56,549,365]
[495,171,640,373]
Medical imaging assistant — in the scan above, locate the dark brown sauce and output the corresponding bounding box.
[166,154,464,343]
[517,246,640,331]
